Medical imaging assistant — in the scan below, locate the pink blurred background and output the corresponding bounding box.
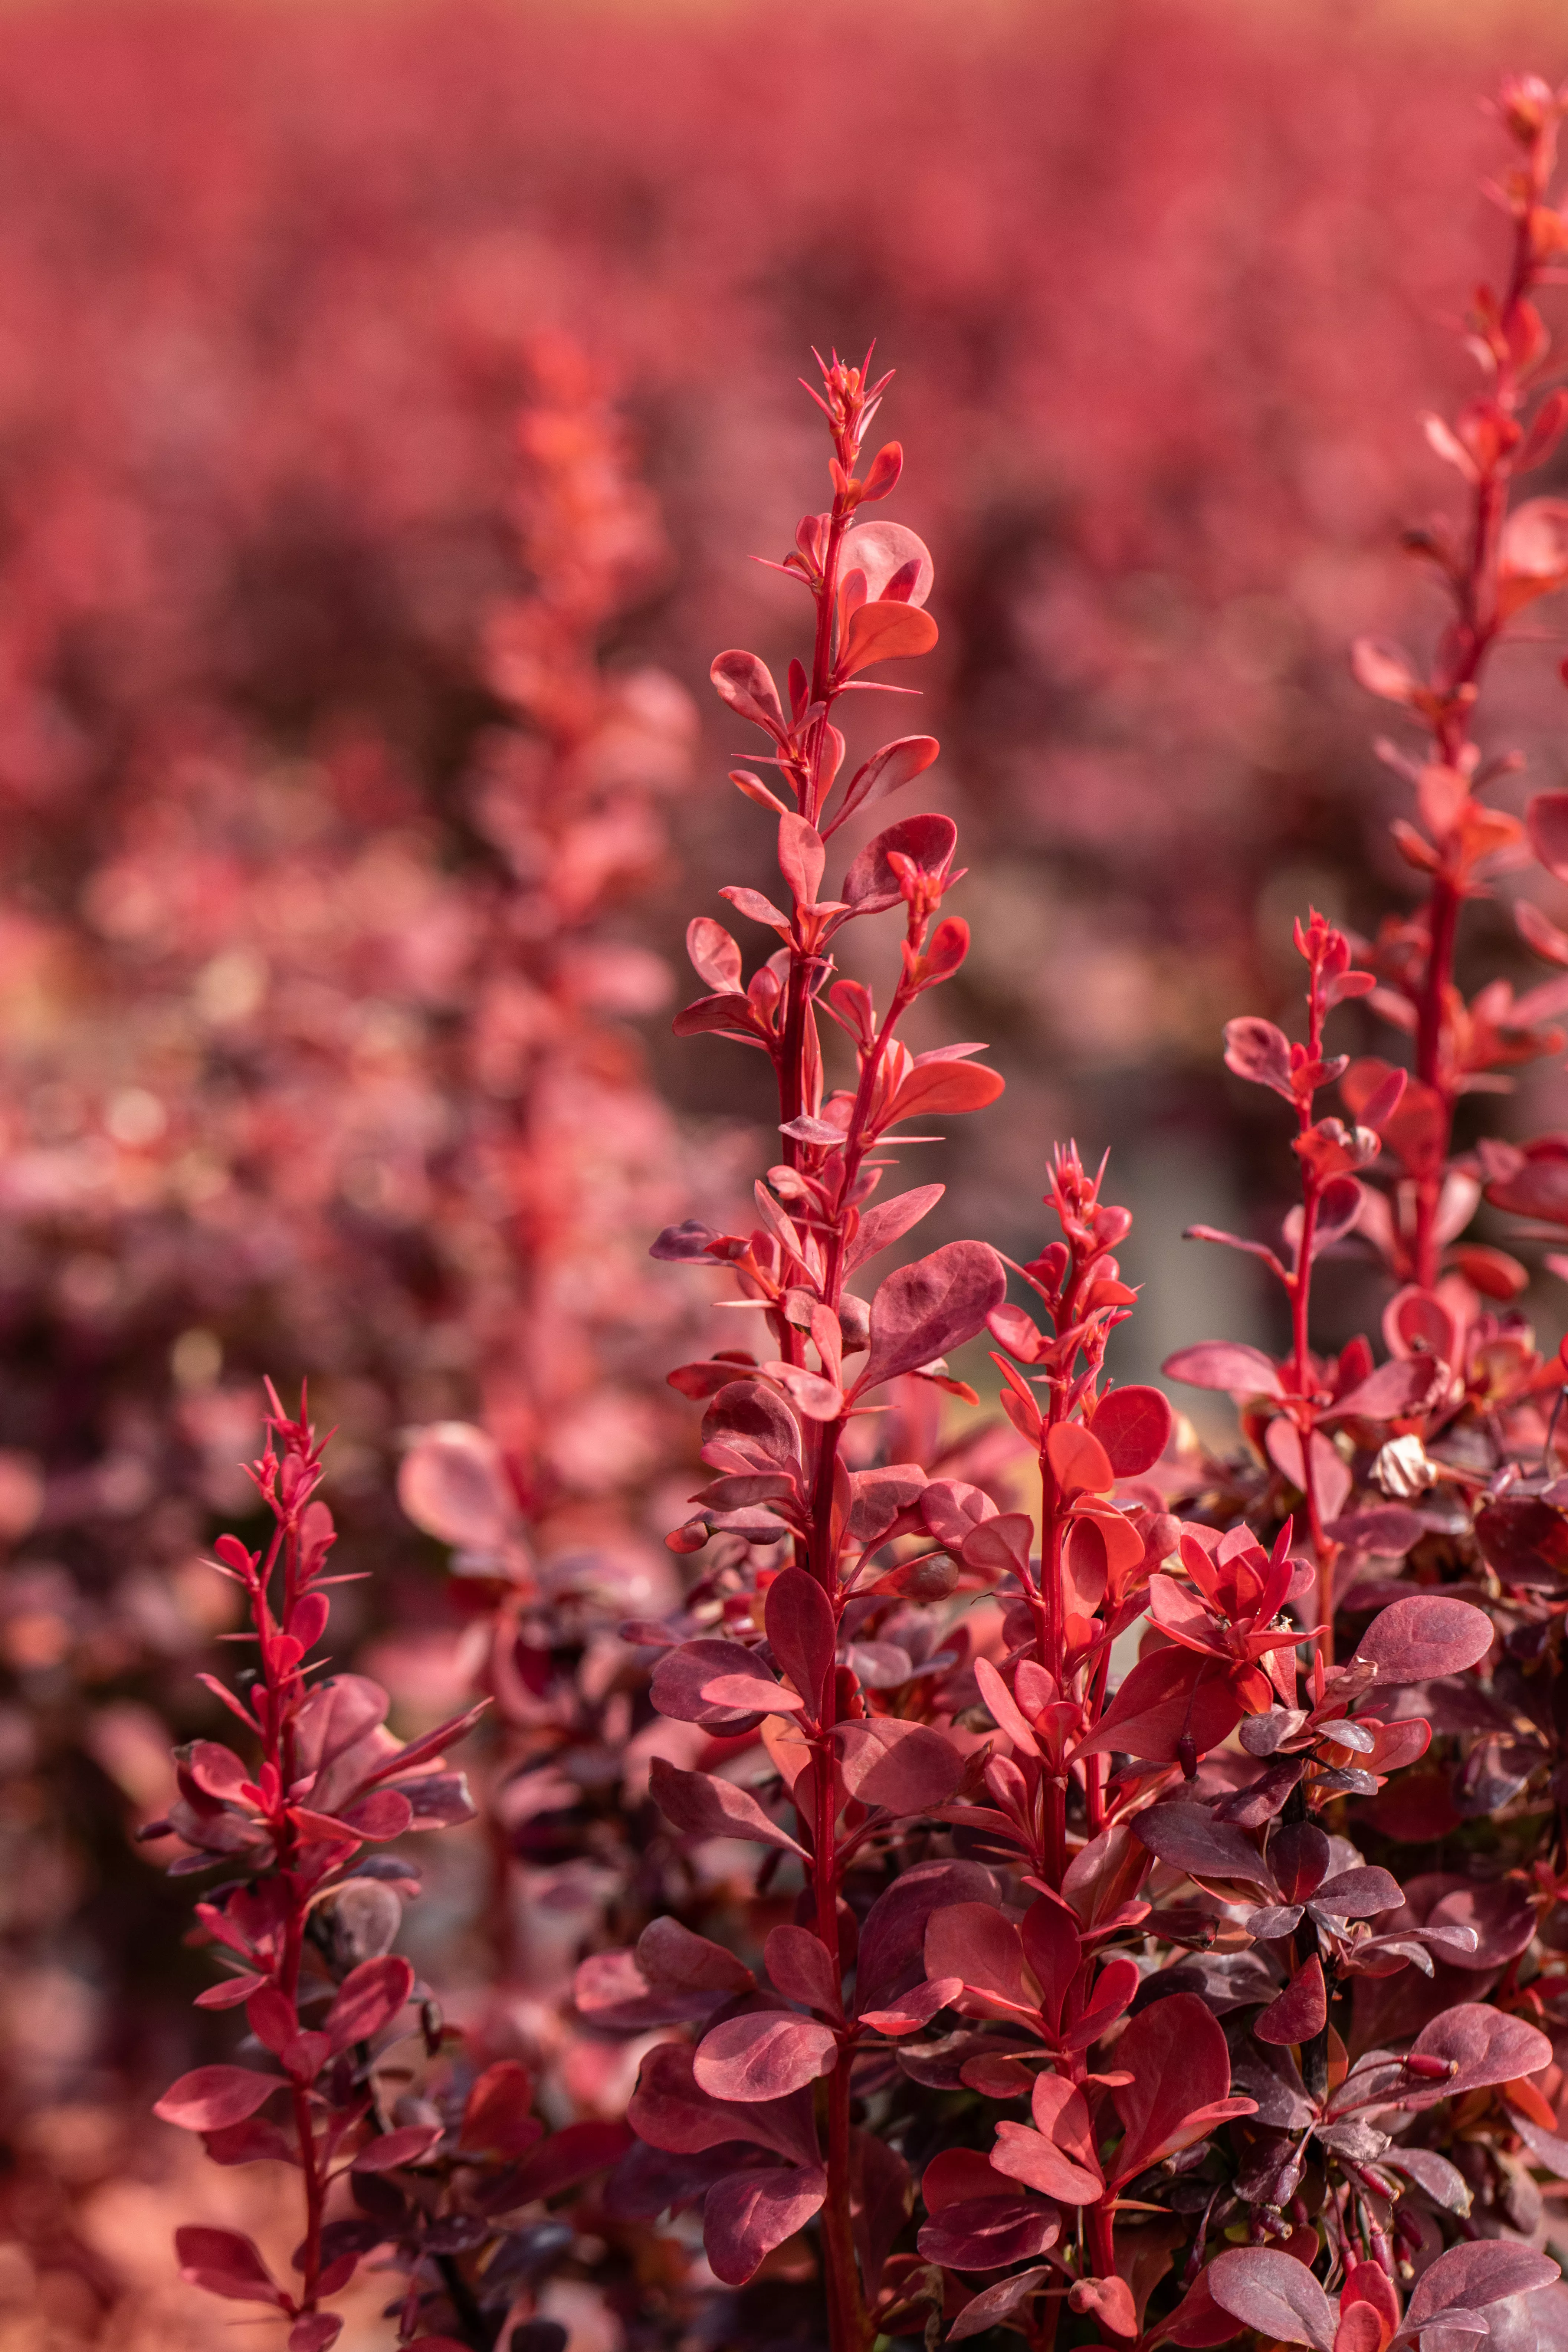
[0,3,1564,2343]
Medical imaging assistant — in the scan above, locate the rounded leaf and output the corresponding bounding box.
[1352,1594,1493,1686]
[692,2012,839,2102]
[1208,2248,1337,2352]
[397,1423,516,1551]
[702,2164,826,2287]
[1088,1384,1174,1476]
[839,521,935,607]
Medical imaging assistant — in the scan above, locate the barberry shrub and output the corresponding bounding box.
[156,63,1568,2352]
[581,74,1568,2352]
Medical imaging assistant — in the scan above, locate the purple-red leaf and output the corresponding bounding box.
[694,2011,839,2102]
[1073,1648,1245,1767]
[765,1925,843,2015]
[1255,1956,1328,2046]
[174,2226,288,2309]
[1408,2244,1561,2325]
[1132,1805,1272,1890]
[845,1182,945,1272]
[154,2066,279,2133]
[831,734,940,831]
[652,1638,785,1728]
[764,1570,835,1712]
[702,2164,827,2287]
[842,813,956,915]
[711,649,786,737]
[1404,2003,1552,2105]
[638,1917,755,1997]
[1162,1342,1285,1400]
[649,1758,806,1856]
[947,2266,1056,2340]
[397,1421,516,1551]
[837,1717,964,1812]
[858,1240,1006,1392]
[325,1954,414,2055]
[1111,1994,1253,2181]
[352,2122,447,2172]
[1351,1594,1493,1686]
[1224,1017,1296,1102]
[1208,2248,1337,2352]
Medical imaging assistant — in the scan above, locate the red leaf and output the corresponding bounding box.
[1256,1956,1328,2046]
[1111,1994,1250,2181]
[839,520,934,606]
[765,1925,842,2015]
[948,2266,1056,2340]
[1046,1421,1114,1498]
[845,1182,944,1272]
[397,1421,516,1551]
[495,2117,632,2204]
[694,2011,839,2102]
[629,2042,814,2162]
[652,1638,786,1728]
[460,2060,542,2158]
[1208,2248,1337,2351]
[1162,1342,1285,1399]
[1088,1385,1174,1476]
[686,916,743,992]
[700,1379,802,1475]
[325,1954,414,2054]
[777,812,825,905]
[673,991,768,1041]
[200,2117,294,2166]
[1072,2275,1139,2339]
[1072,1649,1244,1767]
[837,599,938,678]
[764,1570,835,1712]
[1403,2003,1553,2105]
[1131,1804,1272,1890]
[921,2202,1059,2276]
[856,443,904,505]
[1159,2266,1247,2348]
[858,1240,1007,1392]
[1224,1016,1295,1100]
[993,2074,1105,2203]
[843,813,957,914]
[702,2164,826,2287]
[638,1917,755,1997]
[711,649,785,737]
[1351,1594,1493,1685]
[837,1718,964,1812]
[331,1788,413,1841]
[288,2319,344,2352]
[885,1055,1004,1123]
[649,1757,806,1855]
[173,2227,288,2309]
[1328,1357,1443,1421]
[353,2121,447,2172]
[154,2066,279,2133]
[831,734,940,830]
[924,1903,1033,2016]
[1407,2242,1561,2324]
[963,1515,1034,1582]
